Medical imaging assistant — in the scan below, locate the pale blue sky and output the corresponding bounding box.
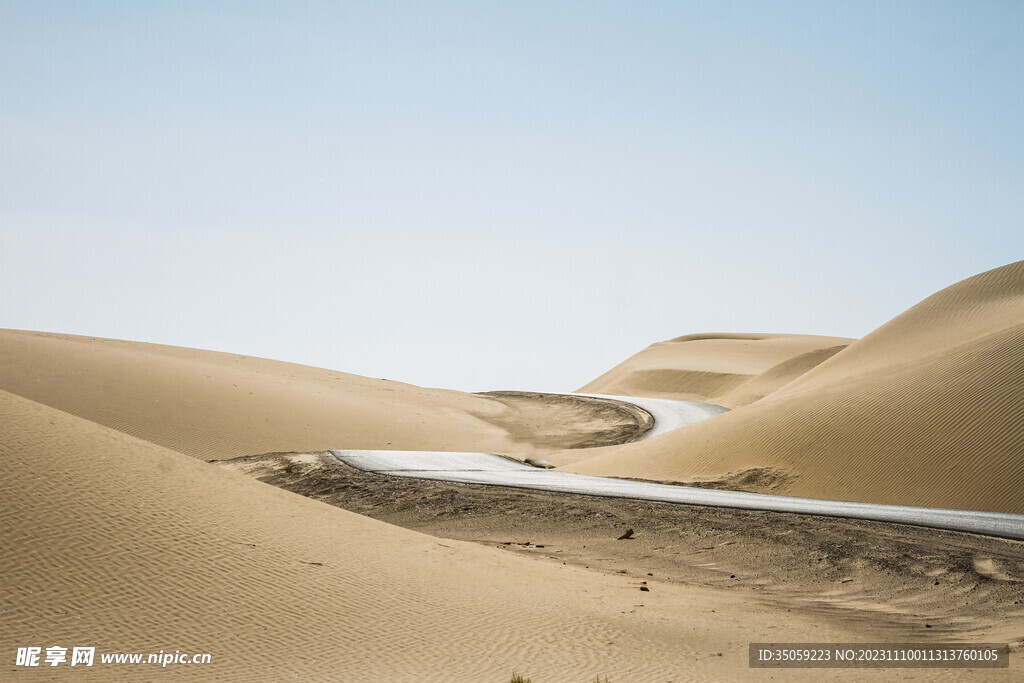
[2,1,1022,391]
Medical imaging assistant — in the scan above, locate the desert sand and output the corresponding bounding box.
[3,261,1024,681]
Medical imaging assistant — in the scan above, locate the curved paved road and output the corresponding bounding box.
[331,394,1024,541]
[574,392,729,440]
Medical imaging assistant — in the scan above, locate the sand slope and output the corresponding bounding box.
[568,261,1024,513]
[579,333,852,407]
[0,330,637,462]
[0,389,864,681]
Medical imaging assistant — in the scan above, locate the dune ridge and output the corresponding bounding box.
[567,261,1024,514]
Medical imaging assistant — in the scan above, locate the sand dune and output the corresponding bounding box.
[0,389,867,681]
[0,330,641,462]
[579,332,852,407]
[568,261,1024,514]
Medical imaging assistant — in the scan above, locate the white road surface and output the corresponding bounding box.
[574,392,729,439]
[331,394,1024,541]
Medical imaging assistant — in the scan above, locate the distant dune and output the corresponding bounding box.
[568,261,1024,514]
[579,332,852,407]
